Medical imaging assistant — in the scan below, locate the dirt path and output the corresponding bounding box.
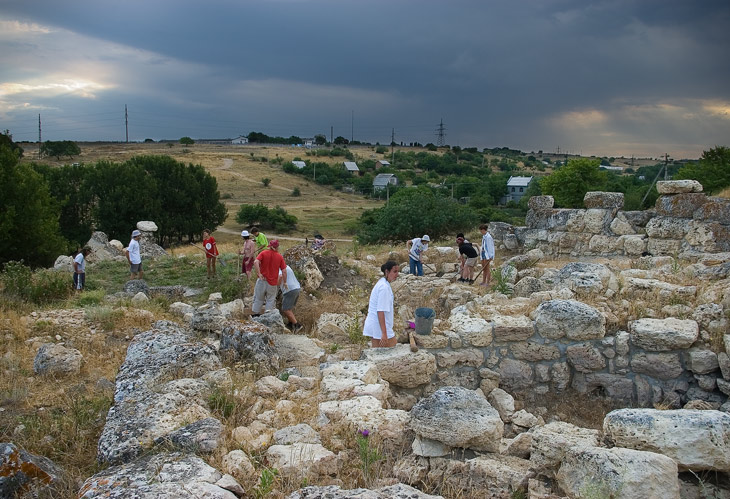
[213,158,294,193]
[214,225,353,243]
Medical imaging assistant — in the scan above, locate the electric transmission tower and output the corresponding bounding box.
[436,119,446,146]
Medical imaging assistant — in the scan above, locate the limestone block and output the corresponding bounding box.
[492,314,534,342]
[584,208,611,234]
[435,348,483,369]
[647,238,682,255]
[646,216,690,239]
[588,235,623,254]
[314,312,352,342]
[487,388,515,422]
[631,352,683,380]
[694,196,730,224]
[273,424,320,445]
[557,446,679,499]
[512,410,539,429]
[362,344,437,389]
[534,299,606,340]
[503,432,532,458]
[319,360,389,402]
[137,220,158,232]
[551,362,571,391]
[629,317,699,351]
[688,349,719,374]
[318,396,410,449]
[604,408,730,471]
[528,195,554,211]
[33,343,82,376]
[449,313,493,346]
[656,179,703,194]
[685,220,730,252]
[412,332,449,349]
[410,386,504,452]
[529,422,600,476]
[511,342,560,362]
[565,211,586,233]
[498,358,534,391]
[266,443,338,476]
[584,191,624,211]
[655,192,708,218]
[572,373,634,402]
[460,455,533,496]
[623,235,647,255]
[566,343,606,373]
[169,301,195,317]
[412,435,450,457]
[610,212,636,235]
[274,333,325,367]
[718,352,730,380]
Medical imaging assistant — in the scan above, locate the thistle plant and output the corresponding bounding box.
[356,429,382,484]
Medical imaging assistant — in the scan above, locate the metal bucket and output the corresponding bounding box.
[414,307,435,335]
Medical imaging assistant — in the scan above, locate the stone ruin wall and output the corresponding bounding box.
[400,179,730,410]
[495,179,730,257]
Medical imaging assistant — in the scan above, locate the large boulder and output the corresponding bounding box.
[361,344,437,389]
[0,443,63,498]
[219,323,276,364]
[556,446,679,499]
[274,333,325,367]
[656,179,703,194]
[584,191,624,211]
[33,343,82,376]
[534,300,606,340]
[628,318,699,351]
[79,451,240,498]
[409,386,503,452]
[529,421,601,476]
[319,360,389,403]
[603,408,730,471]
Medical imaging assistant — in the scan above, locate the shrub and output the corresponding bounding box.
[291,187,301,197]
[0,262,72,304]
[261,177,271,187]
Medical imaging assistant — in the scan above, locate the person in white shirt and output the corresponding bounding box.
[479,223,495,286]
[362,260,399,347]
[406,235,429,276]
[278,265,302,332]
[73,246,91,291]
[124,229,143,280]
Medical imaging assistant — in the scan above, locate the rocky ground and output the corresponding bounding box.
[2,236,730,498]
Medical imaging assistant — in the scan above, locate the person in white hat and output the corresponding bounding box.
[238,230,256,277]
[124,229,143,280]
[406,234,430,276]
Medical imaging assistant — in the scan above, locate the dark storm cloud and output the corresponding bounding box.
[1,0,729,157]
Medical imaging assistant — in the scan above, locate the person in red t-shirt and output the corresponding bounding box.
[202,229,219,279]
[252,239,286,316]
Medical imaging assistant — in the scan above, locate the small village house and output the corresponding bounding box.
[232,135,249,145]
[343,161,361,175]
[292,161,307,169]
[375,160,391,169]
[373,173,398,191]
[502,176,533,204]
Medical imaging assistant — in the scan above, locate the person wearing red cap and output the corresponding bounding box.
[251,239,286,316]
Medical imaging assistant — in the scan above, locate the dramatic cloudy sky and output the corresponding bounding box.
[1,0,729,158]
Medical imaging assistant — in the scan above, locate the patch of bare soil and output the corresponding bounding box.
[315,253,370,292]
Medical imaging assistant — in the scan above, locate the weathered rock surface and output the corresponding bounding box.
[629,318,699,351]
[219,323,276,364]
[97,321,223,464]
[288,483,443,499]
[529,422,601,476]
[33,343,83,376]
[534,299,606,340]
[0,442,63,498]
[556,446,679,499]
[409,386,503,452]
[79,452,239,498]
[266,443,338,477]
[361,345,437,388]
[603,408,730,471]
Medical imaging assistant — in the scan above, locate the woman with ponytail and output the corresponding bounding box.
[363,260,400,347]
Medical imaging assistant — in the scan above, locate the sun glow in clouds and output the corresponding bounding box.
[0,79,110,99]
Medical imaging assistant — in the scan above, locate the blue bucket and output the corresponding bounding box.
[414,307,435,335]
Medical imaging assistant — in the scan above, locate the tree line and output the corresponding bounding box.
[1,135,226,267]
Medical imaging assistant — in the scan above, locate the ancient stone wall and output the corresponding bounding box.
[494,180,730,257]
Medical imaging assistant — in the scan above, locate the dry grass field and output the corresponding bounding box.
[21,141,390,246]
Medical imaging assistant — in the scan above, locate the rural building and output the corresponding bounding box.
[600,165,624,172]
[502,176,533,204]
[232,135,249,145]
[343,161,360,175]
[303,138,315,148]
[373,173,398,191]
[292,161,306,169]
[375,160,391,169]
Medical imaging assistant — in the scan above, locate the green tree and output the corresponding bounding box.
[40,140,81,160]
[180,136,194,146]
[333,136,349,145]
[0,131,23,157]
[0,144,67,267]
[540,158,607,208]
[314,134,327,145]
[356,186,478,244]
[674,146,730,194]
[235,203,297,232]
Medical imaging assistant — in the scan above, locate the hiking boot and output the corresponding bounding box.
[250,313,262,318]
[291,323,303,333]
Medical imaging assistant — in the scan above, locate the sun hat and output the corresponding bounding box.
[132,229,141,237]
[241,230,250,237]
[422,235,430,242]
[268,239,279,249]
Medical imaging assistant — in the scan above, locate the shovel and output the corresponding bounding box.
[190,243,227,266]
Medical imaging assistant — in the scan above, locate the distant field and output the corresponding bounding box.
[21,142,389,243]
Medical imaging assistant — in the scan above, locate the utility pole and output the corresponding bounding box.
[386,183,390,205]
[664,153,669,181]
[38,114,42,159]
[391,128,395,164]
[330,126,333,144]
[351,110,354,143]
[125,105,129,143]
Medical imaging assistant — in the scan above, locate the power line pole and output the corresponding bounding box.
[391,128,395,163]
[436,119,446,147]
[125,105,129,143]
[330,126,333,144]
[38,114,42,159]
[664,153,669,181]
[351,110,354,143]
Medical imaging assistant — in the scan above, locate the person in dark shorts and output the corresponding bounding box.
[457,236,478,283]
[73,246,91,291]
[279,264,302,332]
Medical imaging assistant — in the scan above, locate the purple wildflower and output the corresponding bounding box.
[359,429,370,438]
